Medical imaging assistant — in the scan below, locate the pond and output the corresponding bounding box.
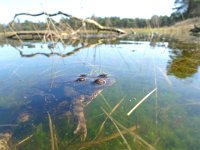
[0,37,200,150]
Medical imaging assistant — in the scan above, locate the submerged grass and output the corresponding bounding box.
[101,108,156,150]
[94,97,125,140]
[79,126,137,149]
[101,108,132,150]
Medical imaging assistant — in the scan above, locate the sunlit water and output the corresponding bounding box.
[0,38,200,150]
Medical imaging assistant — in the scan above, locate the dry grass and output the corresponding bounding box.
[123,17,200,44]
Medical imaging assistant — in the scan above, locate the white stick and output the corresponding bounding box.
[127,88,157,116]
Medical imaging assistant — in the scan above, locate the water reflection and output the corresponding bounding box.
[2,37,200,79]
[0,36,200,149]
[3,37,120,59]
[16,40,106,58]
[167,41,200,78]
[2,37,200,80]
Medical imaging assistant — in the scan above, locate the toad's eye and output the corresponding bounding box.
[94,78,106,85]
[79,74,87,77]
[98,73,108,78]
[76,77,86,82]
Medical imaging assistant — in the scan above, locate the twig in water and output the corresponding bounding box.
[53,124,58,150]
[16,134,33,146]
[127,88,157,116]
[0,124,18,127]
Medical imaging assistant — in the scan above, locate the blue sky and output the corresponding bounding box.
[0,0,175,24]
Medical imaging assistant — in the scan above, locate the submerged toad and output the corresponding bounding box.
[0,132,12,150]
[20,73,115,141]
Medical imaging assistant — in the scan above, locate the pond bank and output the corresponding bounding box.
[1,18,200,44]
[130,17,200,44]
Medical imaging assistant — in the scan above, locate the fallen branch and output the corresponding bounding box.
[80,18,127,34]
[127,88,157,116]
[16,134,33,146]
[10,11,127,34]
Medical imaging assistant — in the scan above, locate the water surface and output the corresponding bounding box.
[0,38,200,150]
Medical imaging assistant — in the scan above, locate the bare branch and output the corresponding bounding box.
[10,11,127,34]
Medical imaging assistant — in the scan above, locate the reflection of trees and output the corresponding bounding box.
[12,37,118,58]
[16,43,95,58]
[167,41,200,78]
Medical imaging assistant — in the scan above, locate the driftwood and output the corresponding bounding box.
[10,11,126,34]
[6,31,56,40]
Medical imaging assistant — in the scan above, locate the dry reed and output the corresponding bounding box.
[127,88,157,116]
[94,98,124,140]
[15,134,33,146]
[48,112,55,150]
[8,24,23,43]
[79,126,137,149]
[102,108,156,150]
[101,108,132,150]
[99,93,112,110]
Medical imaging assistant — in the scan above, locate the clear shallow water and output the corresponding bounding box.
[0,39,200,150]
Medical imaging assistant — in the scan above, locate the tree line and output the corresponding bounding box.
[0,15,180,32]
